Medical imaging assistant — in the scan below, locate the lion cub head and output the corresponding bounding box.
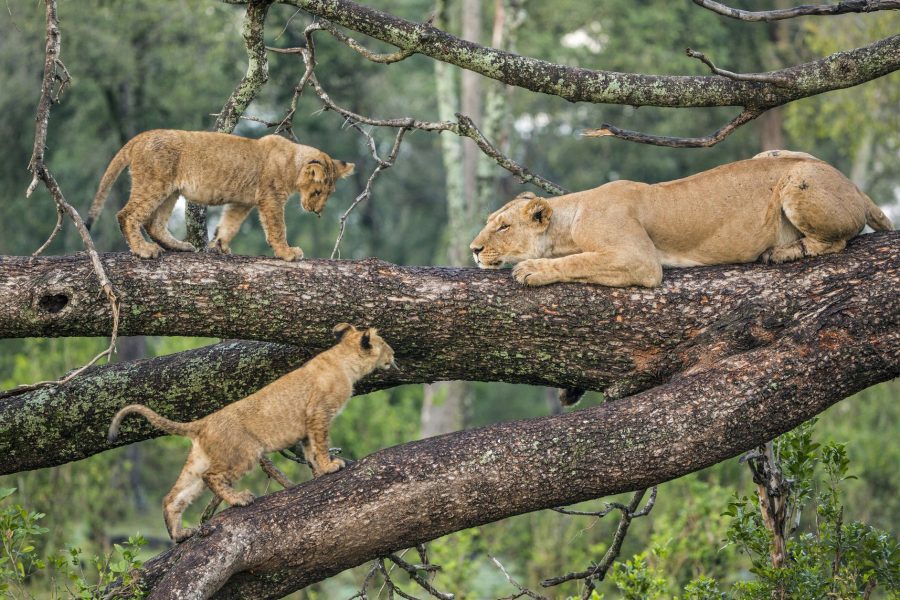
[332,322,396,371]
[298,155,355,215]
[469,192,553,268]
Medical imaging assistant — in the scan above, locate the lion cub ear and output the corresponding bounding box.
[516,191,536,200]
[335,160,355,179]
[360,329,372,350]
[333,322,354,341]
[522,197,553,227]
[304,160,327,183]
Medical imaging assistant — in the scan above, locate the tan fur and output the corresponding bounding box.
[107,324,394,542]
[470,152,893,288]
[87,130,355,260]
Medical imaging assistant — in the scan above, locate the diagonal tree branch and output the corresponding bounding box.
[0,233,896,475]
[106,284,897,597]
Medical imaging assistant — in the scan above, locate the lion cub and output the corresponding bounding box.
[86,129,354,261]
[107,323,394,542]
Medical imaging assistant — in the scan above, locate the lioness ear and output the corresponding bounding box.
[304,160,327,183]
[523,197,553,226]
[333,322,354,341]
[336,160,355,179]
[360,329,372,350]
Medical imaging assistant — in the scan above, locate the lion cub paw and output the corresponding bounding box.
[320,457,346,475]
[275,246,304,262]
[207,239,232,254]
[132,243,164,260]
[229,490,255,507]
[173,527,197,543]
[513,259,555,286]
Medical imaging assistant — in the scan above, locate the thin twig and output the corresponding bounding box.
[542,488,654,595]
[583,108,764,148]
[693,0,900,21]
[387,553,454,600]
[686,48,792,85]
[12,0,120,399]
[490,555,550,600]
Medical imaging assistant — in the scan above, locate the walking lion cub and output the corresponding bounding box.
[87,129,354,261]
[108,323,395,542]
[470,151,892,287]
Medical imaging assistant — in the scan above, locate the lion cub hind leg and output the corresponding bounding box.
[259,456,295,488]
[761,171,866,264]
[163,451,209,542]
[209,203,253,254]
[117,186,171,259]
[203,471,255,507]
[146,192,196,252]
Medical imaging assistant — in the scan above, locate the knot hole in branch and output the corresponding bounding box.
[39,293,69,314]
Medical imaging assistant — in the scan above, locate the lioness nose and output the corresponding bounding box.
[471,245,484,255]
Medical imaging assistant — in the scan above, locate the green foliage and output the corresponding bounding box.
[0,488,146,599]
[608,550,668,600]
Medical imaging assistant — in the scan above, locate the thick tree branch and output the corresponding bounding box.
[223,0,900,110]
[693,0,900,22]
[1,233,896,475]
[109,275,896,597]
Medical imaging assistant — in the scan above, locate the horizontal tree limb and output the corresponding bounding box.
[223,0,900,109]
[1,233,897,476]
[120,270,897,598]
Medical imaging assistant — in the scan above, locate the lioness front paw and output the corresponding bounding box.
[275,246,304,262]
[512,259,555,286]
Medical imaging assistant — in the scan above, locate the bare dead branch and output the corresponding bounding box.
[542,489,652,596]
[15,0,120,398]
[313,18,421,64]
[386,552,454,600]
[686,48,792,85]
[583,108,764,148]
[693,0,900,22]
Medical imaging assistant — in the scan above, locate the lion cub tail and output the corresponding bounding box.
[108,404,197,443]
[86,140,134,231]
[862,194,893,232]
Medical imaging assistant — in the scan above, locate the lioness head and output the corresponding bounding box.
[469,192,553,268]
[299,155,355,215]
[333,323,396,371]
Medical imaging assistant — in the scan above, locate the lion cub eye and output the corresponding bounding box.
[497,224,510,232]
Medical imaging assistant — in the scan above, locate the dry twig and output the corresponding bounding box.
[10,0,120,398]
[693,0,900,21]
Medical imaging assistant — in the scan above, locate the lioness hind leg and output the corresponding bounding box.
[761,169,866,264]
[117,187,169,259]
[146,192,196,252]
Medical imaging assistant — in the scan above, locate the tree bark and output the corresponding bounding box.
[235,0,900,109]
[112,246,897,597]
[1,232,897,476]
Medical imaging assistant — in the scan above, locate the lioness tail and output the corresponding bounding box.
[108,404,197,443]
[862,194,893,232]
[86,138,135,231]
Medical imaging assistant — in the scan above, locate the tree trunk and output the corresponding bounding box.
[1,232,897,475]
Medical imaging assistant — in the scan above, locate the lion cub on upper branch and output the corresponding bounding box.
[87,129,354,261]
[470,150,893,287]
[107,323,394,542]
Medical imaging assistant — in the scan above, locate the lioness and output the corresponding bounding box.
[108,323,395,542]
[87,129,354,261]
[470,151,892,287]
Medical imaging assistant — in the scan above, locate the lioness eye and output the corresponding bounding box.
[497,224,510,232]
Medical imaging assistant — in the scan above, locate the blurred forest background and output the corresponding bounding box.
[0,0,897,597]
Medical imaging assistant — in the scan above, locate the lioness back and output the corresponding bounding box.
[88,129,354,261]
[471,152,892,287]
